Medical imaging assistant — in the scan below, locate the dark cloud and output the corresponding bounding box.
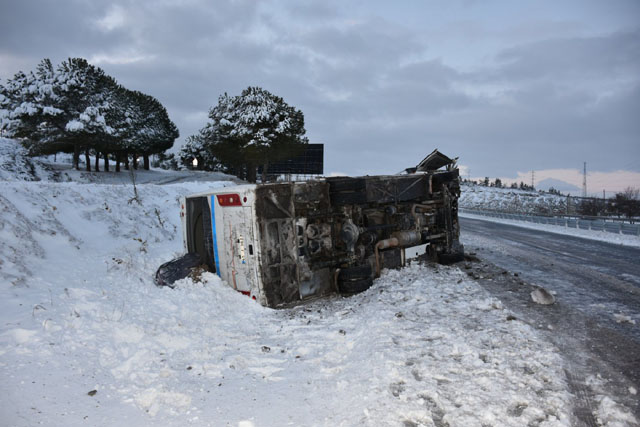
[495,30,640,82]
[0,0,638,181]
[0,1,107,55]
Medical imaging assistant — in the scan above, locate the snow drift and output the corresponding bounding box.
[0,138,636,426]
[0,179,576,426]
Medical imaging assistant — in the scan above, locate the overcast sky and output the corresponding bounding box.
[1,0,639,194]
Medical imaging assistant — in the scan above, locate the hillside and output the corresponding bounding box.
[0,138,240,185]
[460,183,569,215]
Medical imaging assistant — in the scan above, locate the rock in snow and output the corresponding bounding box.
[530,287,556,305]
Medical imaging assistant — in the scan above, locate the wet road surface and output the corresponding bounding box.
[459,216,640,423]
[460,217,640,340]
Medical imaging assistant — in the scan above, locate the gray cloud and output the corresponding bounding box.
[494,30,640,83]
[1,0,638,181]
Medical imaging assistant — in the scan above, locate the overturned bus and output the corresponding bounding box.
[155,150,464,308]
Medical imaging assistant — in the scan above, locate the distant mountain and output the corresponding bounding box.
[537,178,580,193]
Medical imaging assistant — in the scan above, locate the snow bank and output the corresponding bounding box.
[0,179,583,426]
[0,161,635,425]
[0,137,59,182]
[460,184,568,215]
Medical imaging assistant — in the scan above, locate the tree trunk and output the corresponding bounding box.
[115,152,121,172]
[104,152,109,172]
[235,164,245,180]
[246,163,257,183]
[132,153,138,170]
[85,149,91,172]
[143,154,150,170]
[73,145,80,170]
[124,152,129,170]
[261,162,269,183]
[94,152,100,172]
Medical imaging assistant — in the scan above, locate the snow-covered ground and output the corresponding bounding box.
[460,212,640,249]
[0,139,637,426]
[0,137,241,186]
[0,137,60,182]
[460,184,568,216]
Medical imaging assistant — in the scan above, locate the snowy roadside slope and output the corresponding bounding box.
[460,184,567,215]
[0,181,569,426]
[0,180,635,426]
[1,137,241,185]
[0,137,60,182]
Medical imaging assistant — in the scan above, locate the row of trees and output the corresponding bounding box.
[579,187,640,219]
[0,58,178,171]
[179,86,308,182]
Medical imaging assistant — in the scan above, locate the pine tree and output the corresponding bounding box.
[2,58,179,172]
[183,87,308,182]
[1,61,66,154]
[179,131,221,171]
[3,58,116,169]
[115,89,178,170]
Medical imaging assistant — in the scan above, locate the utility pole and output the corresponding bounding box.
[583,162,587,197]
[531,170,535,189]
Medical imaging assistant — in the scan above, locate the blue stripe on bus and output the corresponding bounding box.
[210,195,221,276]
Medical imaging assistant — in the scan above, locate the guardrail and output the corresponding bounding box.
[459,209,640,236]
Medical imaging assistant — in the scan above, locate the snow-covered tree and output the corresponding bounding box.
[123,90,179,169]
[1,58,116,169]
[1,71,35,137]
[179,131,221,171]
[1,58,179,171]
[152,151,179,170]
[97,87,179,171]
[184,87,308,182]
[54,58,118,170]
[0,60,65,151]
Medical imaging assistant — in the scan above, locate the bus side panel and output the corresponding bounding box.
[210,195,222,277]
[210,190,262,297]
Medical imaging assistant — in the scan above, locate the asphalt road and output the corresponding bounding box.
[459,216,640,423]
[461,216,640,337]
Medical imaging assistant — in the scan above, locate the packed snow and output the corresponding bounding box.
[0,138,59,182]
[0,180,574,426]
[0,140,637,426]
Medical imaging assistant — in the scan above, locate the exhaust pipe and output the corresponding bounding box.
[374,231,422,277]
